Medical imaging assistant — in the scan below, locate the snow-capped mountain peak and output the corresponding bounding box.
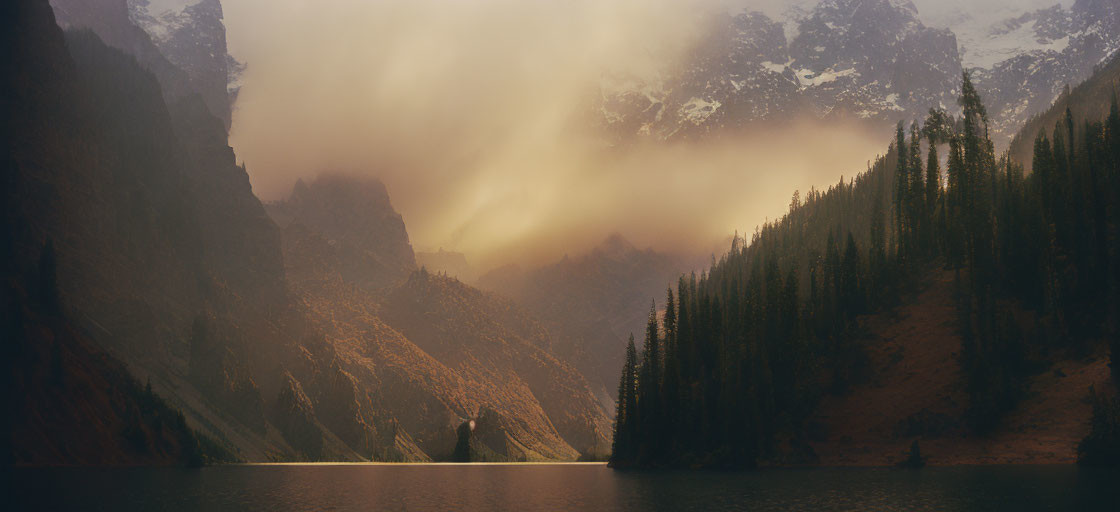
[598,0,1117,147]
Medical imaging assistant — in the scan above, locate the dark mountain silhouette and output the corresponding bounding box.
[4,0,408,463]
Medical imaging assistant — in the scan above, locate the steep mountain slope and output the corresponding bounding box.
[126,0,239,128]
[3,279,230,466]
[479,234,690,401]
[5,0,397,463]
[1008,51,1120,167]
[1,0,259,465]
[270,176,613,460]
[49,0,236,129]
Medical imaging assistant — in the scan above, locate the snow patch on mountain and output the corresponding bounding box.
[795,67,857,86]
[681,97,723,124]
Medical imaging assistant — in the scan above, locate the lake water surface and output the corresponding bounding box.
[11,463,1120,511]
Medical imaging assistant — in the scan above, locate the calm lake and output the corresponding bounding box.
[11,463,1120,511]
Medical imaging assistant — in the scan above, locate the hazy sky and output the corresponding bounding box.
[217,0,1056,269]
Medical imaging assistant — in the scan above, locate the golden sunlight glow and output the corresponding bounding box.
[224,0,885,268]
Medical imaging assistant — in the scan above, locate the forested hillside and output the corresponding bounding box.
[1009,53,1120,169]
[611,72,1120,468]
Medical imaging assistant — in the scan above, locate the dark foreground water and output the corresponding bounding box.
[11,463,1120,511]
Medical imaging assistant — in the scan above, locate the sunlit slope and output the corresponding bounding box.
[271,176,613,461]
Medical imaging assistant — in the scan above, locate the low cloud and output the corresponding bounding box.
[224,0,886,269]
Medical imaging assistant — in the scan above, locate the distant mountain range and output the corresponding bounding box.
[478,234,700,403]
[598,0,1120,147]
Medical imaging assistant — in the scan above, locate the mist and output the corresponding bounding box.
[223,0,886,269]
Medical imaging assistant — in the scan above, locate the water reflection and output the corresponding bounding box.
[11,463,1120,511]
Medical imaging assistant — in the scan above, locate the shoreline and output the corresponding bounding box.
[15,461,1108,470]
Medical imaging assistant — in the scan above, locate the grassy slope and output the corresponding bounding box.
[808,269,1113,466]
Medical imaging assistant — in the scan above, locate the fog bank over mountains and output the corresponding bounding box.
[216,0,1114,269]
[220,0,885,269]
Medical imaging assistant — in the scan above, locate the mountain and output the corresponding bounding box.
[415,249,475,283]
[379,273,613,458]
[270,175,613,459]
[599,0,1119,147]
[5,0,269,462]
[49,0,237,130]
[9,0,611,464]
[1008,48,1120,167]
[267,175,417,292]
[6,0,430,463]
[971,0,1120,146]
[479,234,693,403]
[126,0,240,128]
[599,0,961,141]
[1,8,222,466]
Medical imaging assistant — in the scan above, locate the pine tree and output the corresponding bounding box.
[1034,133,1055,221]
[638,302,662,463]
[611,344,631,463]
[841,232,862,319]
[645,302,661,381]
[869,191,888,303]
[825,231,841,310]
[610,335,640,466]
[661,288,679,459]
[909,123,925,255]
[946,135,966,268]
[924,108,949,253]
[895,122,910,262]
